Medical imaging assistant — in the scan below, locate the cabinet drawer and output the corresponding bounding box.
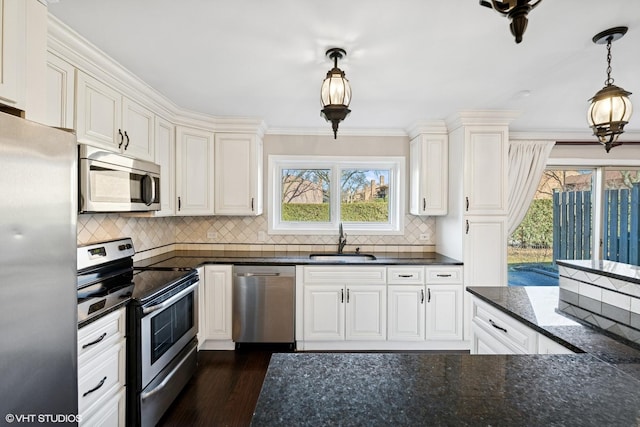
[472,299,536,354]
[78,339,125,414]
[425,266,463,284]
[78,308,125,360]
[387,267,424,285]
[303,266,386,284]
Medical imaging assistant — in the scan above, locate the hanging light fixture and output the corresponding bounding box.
[587,27,633,153]
[479,0,542,44]
[321,48,351,139]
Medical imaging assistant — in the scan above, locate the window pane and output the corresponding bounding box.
[602,169,640,265]
[281,169,330,222]
[508,169,594,286]
[340,169,390,223]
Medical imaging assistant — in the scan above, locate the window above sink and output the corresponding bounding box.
[268,155,405,235]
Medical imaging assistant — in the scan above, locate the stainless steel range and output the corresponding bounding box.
[76,238,199,427]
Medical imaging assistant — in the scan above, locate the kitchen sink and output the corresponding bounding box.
[309,253,377,262]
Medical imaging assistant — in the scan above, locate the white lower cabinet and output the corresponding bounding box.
[77,307,126,426]
[387,285,425,341]
[471,296,573,355]
[426,284,463,341]
[199,265,234,350]
[299,265,466,350]
[303,283,387,342]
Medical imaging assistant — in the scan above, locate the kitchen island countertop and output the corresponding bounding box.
[252,286,640,426]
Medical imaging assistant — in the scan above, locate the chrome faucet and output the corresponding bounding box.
[338,222,347,253]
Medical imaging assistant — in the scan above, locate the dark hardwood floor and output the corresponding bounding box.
[157,350,273,427]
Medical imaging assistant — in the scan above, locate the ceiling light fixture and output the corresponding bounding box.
[479,0,542,44]
[321,48,351,139]
[587,26,632,153]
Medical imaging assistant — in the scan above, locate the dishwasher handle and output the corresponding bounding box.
[235,272,281,277]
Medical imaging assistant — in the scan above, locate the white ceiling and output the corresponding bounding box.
[48,0,640,137]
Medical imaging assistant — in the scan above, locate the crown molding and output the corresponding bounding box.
[406,120,448,139]
[445,110,521,131]
[510,129,640,142]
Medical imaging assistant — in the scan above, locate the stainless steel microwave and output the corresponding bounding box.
[79,144,160,213]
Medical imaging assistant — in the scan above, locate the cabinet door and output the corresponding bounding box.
[175,126,214,215]
[464,216,507,286]
[463,127,508,215]
[154,117,175,216]
[214,133,262,215]
[80,387,125,427]
[346,285,386,341]
[44,52,75,128]
[426,285,463,341]
[76,71,122,149]
[471,322,516,354]
[387,285,425,341]
[410,135,447,216]
[201,265,233,341]
[0,0,24,108]
[303,285,345,341]
[121,97,154,161]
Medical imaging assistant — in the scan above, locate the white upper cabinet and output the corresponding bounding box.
[463,126,508,215]
[154,117,176,216]
[175,126,215,215]
[214,133,263,216]
[76,71,155,161]
[44,52,75,129]
[0,0,25,110]
[410,134,448,216]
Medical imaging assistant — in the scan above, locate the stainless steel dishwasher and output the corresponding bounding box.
[232,265,295,346]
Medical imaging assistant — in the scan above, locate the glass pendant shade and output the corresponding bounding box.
[588,84,632,147]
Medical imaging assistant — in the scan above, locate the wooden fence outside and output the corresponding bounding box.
[553,184,640,264]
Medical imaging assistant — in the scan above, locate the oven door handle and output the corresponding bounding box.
[140,343,197,401]
[142,282,198,315]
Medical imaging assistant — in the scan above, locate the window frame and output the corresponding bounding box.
[268,155,405,235]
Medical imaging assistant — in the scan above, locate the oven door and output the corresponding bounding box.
[140,281,198,388]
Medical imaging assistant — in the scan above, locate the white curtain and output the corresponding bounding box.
[507,140,555,236]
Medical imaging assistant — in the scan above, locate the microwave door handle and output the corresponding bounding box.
[142,282,198,315]
[149,174,156,206]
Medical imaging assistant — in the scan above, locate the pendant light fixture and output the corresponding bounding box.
[479,0,542,44]
[320,48,351,139]
[587,26,632,153]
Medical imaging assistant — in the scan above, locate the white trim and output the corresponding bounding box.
[264,126,408,137]
[547,158,640,167]
[268,155,405,235]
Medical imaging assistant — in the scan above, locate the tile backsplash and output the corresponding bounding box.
[77,214,436,258]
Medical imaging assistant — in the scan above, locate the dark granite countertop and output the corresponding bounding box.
[252,286,640,426]
[134,250,462,269]
[557,259,640,285]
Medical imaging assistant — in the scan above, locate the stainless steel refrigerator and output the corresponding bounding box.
[0,113,78,418]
